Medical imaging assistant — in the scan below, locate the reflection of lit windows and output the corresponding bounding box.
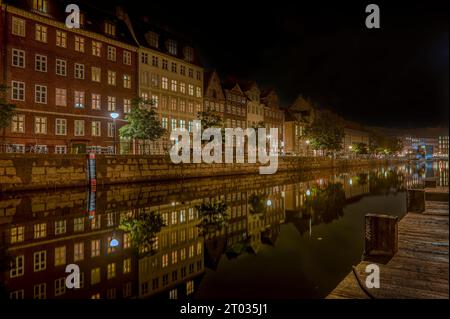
[123,258,131,274]
[91,239,101,257]
[54,220,66,235]
[74,242,84,261]
[10,255,24,278]
[171,251,177,264]
[189,245,194,258]
[162,254,168,268]
[34,223,46,239]
[186,280,194,295]
[169,289,177,299]
[54,278,66,296]
[91,268,101,285]
[54,246,66,266]
[171,211,177,225]
[197,242,202,255]
[107,263,116,279]
[10,290,24,300]
[10,226,24,243]
[123,233,131,249]
[33,250,46,271]
[34,283,46,299]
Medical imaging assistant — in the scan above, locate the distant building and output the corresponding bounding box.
[260,89,284,152]
[343,128,370,153]
[438,136,449,157]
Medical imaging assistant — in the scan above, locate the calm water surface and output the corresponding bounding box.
[1,161,448,299]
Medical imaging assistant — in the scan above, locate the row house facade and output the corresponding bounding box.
[1,0,138,154]
[222,80,247,130]
[132,18,204,154]
[261,89,285,151]
[242,81,264,129]
[203,70,225,120]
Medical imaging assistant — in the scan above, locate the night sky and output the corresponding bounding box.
[122,0,449,129]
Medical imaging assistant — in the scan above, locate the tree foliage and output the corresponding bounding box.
[195,201,229,235]
[119,212,165,256]
[352,142,368,155]
[369,131,403,155]
[248,193,268,215]
[305,111,345,154]
[119,98,166,141]
[0,84,16,130]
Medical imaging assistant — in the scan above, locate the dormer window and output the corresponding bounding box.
[79,12,85,26]
[167,39,177,55]
[145,32,159,48]
[104,22,116,36]
[33,0,48,13]
[184,46,194,62]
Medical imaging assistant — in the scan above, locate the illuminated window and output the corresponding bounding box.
[55,88,67,106]
[75,36,85,52]
[123,50,132,65]
[92,41,102,57]
[104,22,116,36]
[123,233,131,249]
[146,31,159,48]
[92,94,101,110]
[11,115,25,133]
[123,74,131,89]
[56,30,67,48]
[91,67,101,82]
[74,120,85,136]
[33,0,48,13]
[107,96,116,111]
[12,17,25,37]
[108,71,116,86]
[171,80,177,92]
[180,82,186,94]
[74,91,85,108]
[167,39,177,55]
[169,289,177,299]
[35,24,47,42]
[124,98,131,113]
[196,87,202,98]
[34,223,46,238]
[91,121,101,137]
[188,84,194,96]
[106,46,116,61]
[55,118,67,136]
[186,280,194,295]
[161,77,168,90]
[54,220,66,235]
[162,254,168,268]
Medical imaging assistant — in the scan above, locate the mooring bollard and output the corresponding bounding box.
[364,214,398,260]
[407,189,425,213]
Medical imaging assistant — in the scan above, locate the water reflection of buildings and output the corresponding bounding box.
[1,163,447,299]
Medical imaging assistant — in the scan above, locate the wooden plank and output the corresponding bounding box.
[327,188,449,299]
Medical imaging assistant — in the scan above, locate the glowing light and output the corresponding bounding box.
[305,140,310,145]
[349,179,353,185]
[266,199,272,206]
[306,189,311,196]
[109,238,119,247]
[110,112,119,119]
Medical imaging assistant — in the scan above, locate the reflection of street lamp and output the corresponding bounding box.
[266,199,272,207]
[110,112,119,155]
[305,140,310,157]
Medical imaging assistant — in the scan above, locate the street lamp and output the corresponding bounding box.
[110,112,119,155]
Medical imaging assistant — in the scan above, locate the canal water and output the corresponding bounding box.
[1,161,448,299]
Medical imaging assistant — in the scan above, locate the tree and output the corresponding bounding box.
[248,193,268,215]
[195,201,229,236]
[352,142,368,155]
[304,111,345,156]
[119,211,165,256]
[0,84,16,142]
[119,98,166,154]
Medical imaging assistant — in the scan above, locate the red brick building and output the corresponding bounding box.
[0,0,138,154]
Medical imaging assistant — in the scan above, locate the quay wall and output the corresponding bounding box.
[0,154,408,192]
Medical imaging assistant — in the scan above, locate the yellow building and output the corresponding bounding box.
[128,19,204,154]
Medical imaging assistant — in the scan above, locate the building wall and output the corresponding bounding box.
[138,46,203,154]
[1,4,138,154]
[343,128,369,152]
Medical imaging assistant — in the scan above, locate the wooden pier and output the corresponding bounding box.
[327,187,449,299]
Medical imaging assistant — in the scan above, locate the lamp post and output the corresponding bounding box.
[110,112,119,155]
[305,140,310,157]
